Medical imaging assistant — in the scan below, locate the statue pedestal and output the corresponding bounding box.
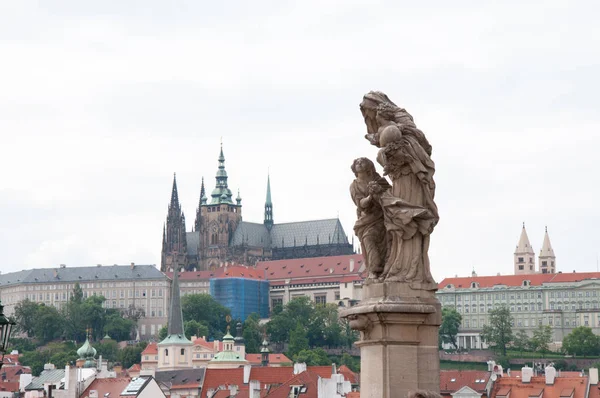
[340,282,441,398]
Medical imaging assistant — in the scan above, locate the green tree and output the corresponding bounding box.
[513,329,530,355]
[181,294,230,339]
[531,324,553,355]
[20,351,48,376]
[293,348,331,366]
[34,304,64,343]
[439,307,462,349]
[14,299,39,337]
[104,312,136,341]
[62,283,86,342]
[117,342,147,369]
[563,326,600,357]
[481,305,513,356]
[339,353,360,372]
[96,340,119,363]
[288,322,309,357]
[158,324,168,341]
[242,313,263,354]
[184,320,209,340]
[81,296,110,341]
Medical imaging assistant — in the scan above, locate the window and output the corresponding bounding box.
[181,348,185,355]
[542,261,547,266]
[165,349,169,356]
[314,295,326,305]
[518,257,524,263]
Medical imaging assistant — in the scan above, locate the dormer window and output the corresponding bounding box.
[471,282,479,289]
[446,284,454,289]
[522,280,531,287]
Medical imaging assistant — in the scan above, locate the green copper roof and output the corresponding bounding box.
[157,333,193,346]
[77,337,97,361]
[209,144,234,205]
[210,350,246,362]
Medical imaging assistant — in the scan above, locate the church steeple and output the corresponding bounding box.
[210,144,234,204]
[195,177,206,232]
[514,223,536,275]
[161,173,188,272]
[157,266,192,370]
[539,226,556,274]
[264,174,274,230]
[167,268,185,336]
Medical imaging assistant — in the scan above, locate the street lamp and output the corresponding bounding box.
[0,302,15,370]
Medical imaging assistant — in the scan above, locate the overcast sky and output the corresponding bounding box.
[1,1,599,282]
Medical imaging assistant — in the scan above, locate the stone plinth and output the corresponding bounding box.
[340,282,441,398]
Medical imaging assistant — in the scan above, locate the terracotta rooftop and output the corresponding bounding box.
[264,370,319,398]
[439,370,489,394]
[81,377,132,398]
[246,353,291,365]
[128,364,141,373]
[249,366,294,385]
[256,254,365,284]
[338,365,359,385]
[201,368,245,398]
[192,336,215,350]
[0,382,19,392]
[0,365,31,382]
[439,271,600,289]
[492,375,588,398]
[141,342,157,355]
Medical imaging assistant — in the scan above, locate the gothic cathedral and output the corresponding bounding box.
[161,145,354,272]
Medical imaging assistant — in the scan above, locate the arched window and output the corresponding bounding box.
[181,348,185,355]
[165,349,169,356]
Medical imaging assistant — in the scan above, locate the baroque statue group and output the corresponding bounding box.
[351,91,439,288]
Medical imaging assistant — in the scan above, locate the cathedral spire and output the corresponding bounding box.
[264,174,273,230]
[200,177,206,205]
[539,226,556,274]
[210,144,234,204]
[170,173,180,209]
[167,267,185,336]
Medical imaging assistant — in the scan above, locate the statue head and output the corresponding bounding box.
[360,91,397,136]
[351,157,376,178]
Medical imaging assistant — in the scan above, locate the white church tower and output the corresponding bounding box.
[538,226,556,274]
[514,223,536,275]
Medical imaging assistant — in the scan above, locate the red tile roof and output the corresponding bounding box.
[338,365,359,385]
[439,370,489,394]
[201,368,245,398]
[347,393,360,398]
[307,366,335,379]
[171,383,201,390]
[256,254,365,283]
[141,342,157,355]
[193,337,216,350]
[1,354,20,366]
[249,367,294,385]
[128,364,141,372]
[81,377,132,398]
[0,365,30,382]
[492,376,588,398]
[439,272,600,289]
[264,371,319,398]
[246,353,291,365]
[0,382,19,392]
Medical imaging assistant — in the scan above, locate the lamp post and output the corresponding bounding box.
[0,302,16,370]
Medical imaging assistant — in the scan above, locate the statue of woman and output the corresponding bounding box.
[350,157,390,279]
[358,91,439,286]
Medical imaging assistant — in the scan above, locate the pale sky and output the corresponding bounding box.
[1,1,599,282]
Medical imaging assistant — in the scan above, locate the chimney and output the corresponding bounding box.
[207,388,215,397]
[349,258,355,272]
[130,262,135,270]
[521,365,533,383]
[228,385,238,396]
[332,363,337,375]
[487,361,496,371]
[243,364,252,384]
[590,368,599,385]
[507,368,511,377]
[53,269,58,278]
[294,362,307,375]
[545,365,557,385]
[249,380,261,398]
[60,264,66,268]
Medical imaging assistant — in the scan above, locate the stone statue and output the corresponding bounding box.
[353,91,439,286]
[350,157,391,279]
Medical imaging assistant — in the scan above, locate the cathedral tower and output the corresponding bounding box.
[264,174,273,231]
[514,223,535,275]
[161,174,188,272]
[198,144,242,269]
[539,226,556,274]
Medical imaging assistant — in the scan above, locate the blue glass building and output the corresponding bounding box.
[210,275,270,321]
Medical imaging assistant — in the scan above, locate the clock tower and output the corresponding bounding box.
[199,144,242,270]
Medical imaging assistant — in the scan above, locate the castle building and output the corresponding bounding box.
[161,145,354,272]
